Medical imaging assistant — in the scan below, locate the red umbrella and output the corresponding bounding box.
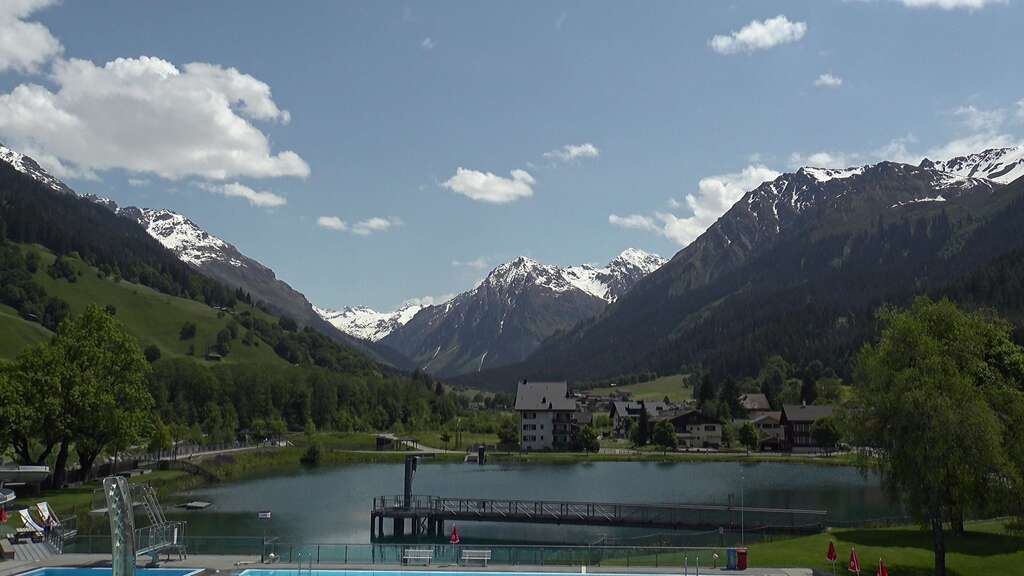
[449,525,461,545]
[876,558,888,576]
[827,541,837,563]
[848,546,861,574]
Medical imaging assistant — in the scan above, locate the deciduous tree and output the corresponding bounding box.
[846,298,1024,576]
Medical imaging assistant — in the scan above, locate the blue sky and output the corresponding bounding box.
[0,0,1021,310]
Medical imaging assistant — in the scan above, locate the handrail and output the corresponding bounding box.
[373,494,828,516]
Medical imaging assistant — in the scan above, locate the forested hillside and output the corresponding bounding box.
[457,169,1024,392]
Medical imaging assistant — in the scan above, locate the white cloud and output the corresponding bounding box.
[923,132,1017,161]
[199,182,286,208]
[709,15,807,55]
[352,216,401,236]
[420,37,435,50]
[443,167,535,204]
[608,214,661,234]
[814,73,843,88]
[0,56,308,181]
[127,178,150,187]
[788,151,860,169]
[452,257,489,271]
[317,215,401,235]
[543,142,600,163]
[898,0,1006,10]
[403,293,456,307]
[317,216,347,231]
[612,164,780,247]
[0,0,63,74]
[951,105,1005,132]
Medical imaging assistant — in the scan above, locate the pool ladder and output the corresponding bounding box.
[296,552,314,576]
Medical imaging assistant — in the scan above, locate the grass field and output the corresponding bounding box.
[605,519,1024,576]
[408,431,500,450]
[0,302,53,360]
[588,374,693,402]
[22,244,287,366]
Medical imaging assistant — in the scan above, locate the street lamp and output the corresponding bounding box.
[740,473,745,546]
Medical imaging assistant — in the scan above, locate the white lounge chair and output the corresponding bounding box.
[19,508,46,533]
[37,502,59,527]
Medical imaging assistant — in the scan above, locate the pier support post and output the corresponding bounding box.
[378,515,384,537]
[394,517,404,537]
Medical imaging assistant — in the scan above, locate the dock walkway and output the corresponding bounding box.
[371,495,827,539]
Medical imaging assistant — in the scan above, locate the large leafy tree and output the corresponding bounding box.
[846,297,1024,576]
[9,305,152,485]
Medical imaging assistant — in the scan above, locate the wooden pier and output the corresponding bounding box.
[370,494,827,539]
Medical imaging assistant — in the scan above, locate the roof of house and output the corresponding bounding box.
[739,393,772,412]
[653,408,723,425]
[610,400,670,418]
[515,381,577,411]
[750,411,782,424]
[781,404,834,423]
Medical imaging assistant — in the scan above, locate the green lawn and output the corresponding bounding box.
[0,302,52,360]
[588,374,692,402]
[408,431,499,450]
[24,245,287,366]
[603,520,1024,576]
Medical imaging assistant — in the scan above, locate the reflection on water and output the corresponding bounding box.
[165,461,896,545]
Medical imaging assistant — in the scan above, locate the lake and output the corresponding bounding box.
[162,461,898,546]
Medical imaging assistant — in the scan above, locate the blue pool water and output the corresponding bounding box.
[20,570,202,576]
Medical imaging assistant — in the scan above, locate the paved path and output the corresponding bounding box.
[1,553,813,576]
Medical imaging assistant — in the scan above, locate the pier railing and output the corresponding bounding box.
[64,536,763,567]
[373,494,827,532]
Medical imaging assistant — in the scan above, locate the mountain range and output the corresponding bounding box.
[318,249,666,377]
[5,140,1024,392]
[452,146,1024,391]
[0,143,410,368]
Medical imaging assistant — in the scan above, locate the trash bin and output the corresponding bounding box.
[726,548,738,570]
[737,547,748,570]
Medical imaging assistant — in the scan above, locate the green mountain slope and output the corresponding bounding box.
[0,302,52,360]
[6,243,288,366]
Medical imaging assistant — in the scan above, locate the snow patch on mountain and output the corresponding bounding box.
[925,146,1024,185]
[124,208,246,268]
[0,144,73,194]
[315,303,425,342]
[323,249,666,342]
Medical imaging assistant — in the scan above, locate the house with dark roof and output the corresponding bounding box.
[515,381,578,451]
[735,411,784,450]
[780,404,835,452]
[608,400,671,437]
[652,409,725,448]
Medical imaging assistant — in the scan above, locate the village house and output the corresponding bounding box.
[608,400,671,437]
[515,380,578,451]
[780,403,835,452]
[654,409,725,448]
[739,393,772,415]
[736,411,784,450]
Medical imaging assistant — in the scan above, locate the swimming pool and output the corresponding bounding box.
[19,569,203,576]
[243,572,654,576]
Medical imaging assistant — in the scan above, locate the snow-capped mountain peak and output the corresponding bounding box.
[924,146,1024,185]
[315,302,425,342]
[102,204,247,268]
[0,144,73,194]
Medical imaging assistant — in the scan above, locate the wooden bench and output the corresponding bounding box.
[1,538,15,560]
[460,549,492,566]
[402,549,433,565]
